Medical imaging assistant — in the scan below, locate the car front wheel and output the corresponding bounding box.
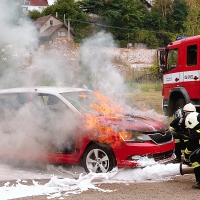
[82,143,116,173]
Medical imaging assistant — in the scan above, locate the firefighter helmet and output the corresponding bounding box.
[185,112,199,129]
[183,103,196,112]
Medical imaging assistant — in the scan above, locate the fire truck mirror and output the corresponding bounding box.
[160,51,165,65]
[159,50,166,73]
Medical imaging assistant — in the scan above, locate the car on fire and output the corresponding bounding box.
[0,87,175,173]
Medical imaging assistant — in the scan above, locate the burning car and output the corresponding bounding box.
[0,87,175,173]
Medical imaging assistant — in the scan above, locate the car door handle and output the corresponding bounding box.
[194,76,199,80]
[175,78,179,82]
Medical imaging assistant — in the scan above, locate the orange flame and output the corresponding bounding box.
[90,91,125,115]
[79,93,87,99]
[84,91,127,147]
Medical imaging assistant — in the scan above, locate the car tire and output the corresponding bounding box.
[82,143,116,173]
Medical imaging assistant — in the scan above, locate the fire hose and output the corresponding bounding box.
[180,163,194,175]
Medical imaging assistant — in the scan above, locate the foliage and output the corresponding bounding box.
[25,0,200,48]
[28,10,41,21]
[183,4,200,36]
[132,62,162,84]
[172,0,189,33]
[80,0,150,45]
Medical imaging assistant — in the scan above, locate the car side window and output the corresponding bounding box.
[39,94,70,113]
[0,93,21,111]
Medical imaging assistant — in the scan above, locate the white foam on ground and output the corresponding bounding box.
[0,160,182,200]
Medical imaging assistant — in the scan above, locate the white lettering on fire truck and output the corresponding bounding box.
[163,70,199,84]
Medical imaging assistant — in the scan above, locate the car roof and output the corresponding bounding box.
[0,86,91,95]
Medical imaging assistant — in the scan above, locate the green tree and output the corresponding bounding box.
[28,10,41,21]
[183,4,200,36]
[171,0,189,33]
[144,9,167,31]
[153,0,173,17]
[80,0,150,46]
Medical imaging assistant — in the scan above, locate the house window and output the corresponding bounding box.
[58,32,66,37]
[50,20,53,25]
[23,0,30,5]
[22,7,28,13]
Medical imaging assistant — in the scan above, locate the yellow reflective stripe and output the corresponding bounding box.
[192,162,200,168]
[199,139,200,145]
[184,158,190,162]
[197,130,200,133]
[170,127,174,131]
[184,139,188,142]
[185,148,191,154]
[175,139,180,143]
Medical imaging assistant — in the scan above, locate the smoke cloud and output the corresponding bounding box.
[0,1,167,166]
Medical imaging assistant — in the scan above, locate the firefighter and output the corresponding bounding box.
[170,103,196,163]
[184,112,200,189]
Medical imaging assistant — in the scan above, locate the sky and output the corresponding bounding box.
[0,160,187,200]
[48,0,56,5]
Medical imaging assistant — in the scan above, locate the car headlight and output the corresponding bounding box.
[119,131,151,142]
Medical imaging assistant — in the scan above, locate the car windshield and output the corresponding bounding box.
[60,91,97,113]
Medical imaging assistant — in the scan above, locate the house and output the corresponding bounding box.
[17,0,49,13]
[140,0,153,10]
[34,14,76,45]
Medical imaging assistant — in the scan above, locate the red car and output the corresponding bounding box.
[0,87,175,173]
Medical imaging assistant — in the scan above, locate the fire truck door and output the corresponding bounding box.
[163,48,180,100]
[182,44,200,99]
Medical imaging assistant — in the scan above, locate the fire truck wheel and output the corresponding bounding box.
[174,98,186,114]
[82,143,116,173]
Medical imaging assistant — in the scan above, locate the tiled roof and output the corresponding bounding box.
[30,0,48,6]
[34,14,52,28]
[40,24,65,37]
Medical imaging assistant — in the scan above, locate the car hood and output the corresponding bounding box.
[96,114,168,133]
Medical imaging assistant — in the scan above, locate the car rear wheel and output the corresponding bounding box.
[82,143,116,173]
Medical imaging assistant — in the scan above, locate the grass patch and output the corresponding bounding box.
[125,83,174,123]
[128,82,162,92]
[125,90,163,114]
[138,82,162,92]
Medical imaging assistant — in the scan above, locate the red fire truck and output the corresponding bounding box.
[158,35,200,117]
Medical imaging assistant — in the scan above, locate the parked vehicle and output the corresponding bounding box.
[158,35,200,116]
[0,87,175,173]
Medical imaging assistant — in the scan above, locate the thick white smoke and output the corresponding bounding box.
[0,1,167,166]
[0,1,38,48]
[79,31,127,97]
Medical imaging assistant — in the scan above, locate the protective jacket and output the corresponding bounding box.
[184,126,200,183]
[184,129,200,163]
[170,117,189,139]
[170,117,189,161]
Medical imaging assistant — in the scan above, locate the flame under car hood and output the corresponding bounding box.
[96,114,168,133]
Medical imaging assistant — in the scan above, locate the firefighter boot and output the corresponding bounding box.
[192,167,200,189]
